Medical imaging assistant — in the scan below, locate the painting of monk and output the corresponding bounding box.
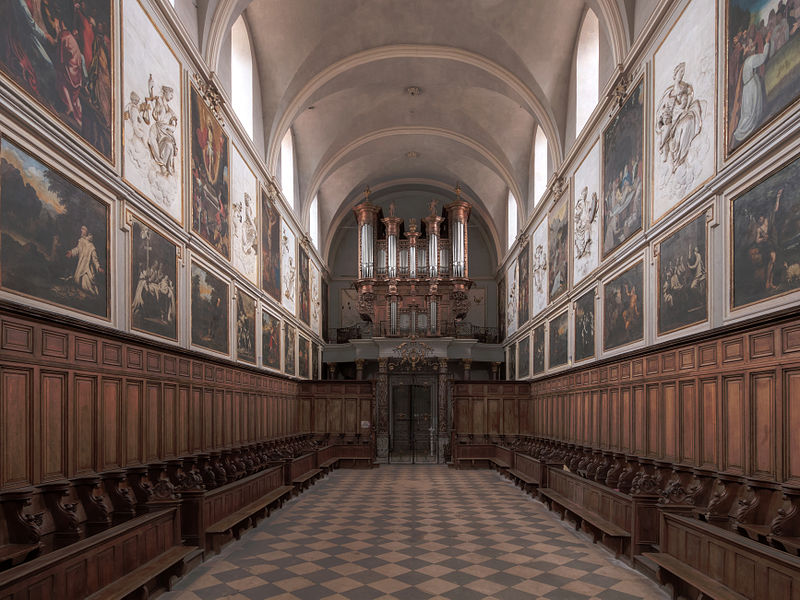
[131,217,177,340]
[603,261,644,351]
[236,290,256,364]
[574,289,595,362]
[262,310,281,370]
[0,138,108,318]
[284,323,296,375]
[191,262,228,354]
[298,246,310,325]
[298,335,310,379]
[517,242,529,326]
[261,189,281,301]
[533,324,545,375]
[0,1,113,160]
[518,335,530,379]
[191,85,230,259]
[548,197,569,301]
[549,311,569,368]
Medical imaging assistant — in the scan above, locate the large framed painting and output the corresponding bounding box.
[284,322,296,375]
[122,0,182,223]
[603,261,644,351]
[533,323,545,375]
[235,289,256,364]
[281,220,297,314]
[732,154,800,309]
[298,335,310,379]
[498,276,506,340]
[261,310,281,370]
[260,189,281,300]
[549,311,569,368]
[574,289,595,362]
[0,1,113,161]
[0,138,109,318]
[726,0,800,156]
[653,0,716,222]
[658,212,708,334]
[518,335,530,379]
[517,241,529,325]
[310,261,321,334]
[506,261,518,335]
[602,78,644,257]
[321,278,329,339]
[548,196,569,301]
[298,245,310,325]
[190,84,230,258]
[573,142,600,285]
[312,341,319,379]
[231,145,258,283]
[507,345,516,380]
[532,219,548,316]
[190,262,228,354]
[130,215,177,340]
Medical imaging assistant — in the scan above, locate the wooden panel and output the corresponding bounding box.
[750,372,775,479]
[664,383,677,461]
[787,370,800,484]
[145,383,160,462]
[125,381,142,466]
[163,384,176,458]
[41,372,66,481]
[1,368,31,488]
[723,376,745,474]
[74,376,96,474]
[101,379,121,470]
[2,321,33,352]
[700,378,718,468]
[487,398,500,434]
[679,381,696,465]
[42,329,68,358]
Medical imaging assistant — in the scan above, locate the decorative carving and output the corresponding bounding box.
[611,72,631,107]
[770,490,800,537]
[631,472,660,496]
[357,291,375,321]
[126,466,154,510]
[450,290,470,320]
[551,176,567,200]
[147,463,179,502]
[733,485,760,523]
[101,471,136,522]
[393,338,434,370]
[193,73,225,124]
[72,476,111,531]
[39,482,81,544]
[0,489,43,545]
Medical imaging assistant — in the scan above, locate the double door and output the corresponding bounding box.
[390,384,436,463]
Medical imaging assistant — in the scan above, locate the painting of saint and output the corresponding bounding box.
[281,221,297,314]
[518,336,530,379]
[236,290,256,364]
[548,197,569,301]
[574,142,600,285]
[532,220,548,316]
[191,262,228,354]
[231,147,258,283]
[130,217,177,340]
[310,262,321,334]
[0,1,113,160]
[190,84,229,258]
[727,0,800,155]
[533,324,545,375]
[498,276,506,341]
[261,189,281,301]
[0,138,108,318]
[732,155,800,308]
[658,213,708,334]
[322,279,329,340]
[284,323,296,375]
[261,310,281,370]
[298,246,310,325]
[603,80,644,257]
[506,262,518,335]
[603,261,644,351]
[549,311,569,368]
[312,342,319,379]
[122,0,181,222]
[574,289,595,362]
[298,336,310,379]
[518,241,529,325]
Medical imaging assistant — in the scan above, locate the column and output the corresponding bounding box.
[462,358,472,380]
[355,358,366,380]
[437,358,450,461]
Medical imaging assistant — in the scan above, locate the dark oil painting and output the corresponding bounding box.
[191,85,230,258]
[262,310,281,370]
[312,341,319,379]
[236,290,256,364]
[518,335,530,379]
[549,311,569,368]
[321,279,329,339]
[574,289,595,362]
[517,242,530,325]
[549,197,569,301]
[507,344,515,380]
[732,155,800,308]
[298,245,310,325]
[131,217,177,340]
[603,80,644,257]
[604,261,644,351]
[533,323,545,375]
[261,189,281,300]
[498,276,506,341]
[0,1,113,160]
[0,138,108,317]
[298,335,310,379]
[659,213,708,333]
[727,0,800,154]
[191,262,228,354]
[284,322,296,375]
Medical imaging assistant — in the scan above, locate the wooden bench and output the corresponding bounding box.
[489,457,510,471]
[643,552,748,600]
[86,545,200,600]
[205,485,294,554]
[539,487,630,557]
[506,468,539,495]
[0,544,39,570]
[318,458,340,474]
[292,469,322,495]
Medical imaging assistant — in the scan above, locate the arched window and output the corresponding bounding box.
[507,191,518,250]
[533,127,548,206]
[279,129,295,206]
[310,195,320,249]
[575,9,600,135]
[231,16,253,137]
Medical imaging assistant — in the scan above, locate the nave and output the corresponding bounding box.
[163,466,667,600]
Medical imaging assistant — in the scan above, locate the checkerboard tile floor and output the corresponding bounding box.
[163,466,668,600]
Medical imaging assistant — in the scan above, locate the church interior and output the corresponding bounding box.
[1,0,799,598]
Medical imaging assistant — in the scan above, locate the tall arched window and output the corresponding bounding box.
[310,195,320,249]
[575,9,600,135]
[507,191,518,250]
[231,16,253,137]
[279,129,295,206]
[533,127,548,206]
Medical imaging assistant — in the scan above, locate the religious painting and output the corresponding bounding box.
[322,278,329,340]
[658,213,708,334]
[190,262,228,354]
[231,146,258,283]
[261,310,281,370]
[573,142,600,285]
[506,261,518,335]
[284,322,296,375]
[312,342,319,379]
[533,323,545,375]
[653,0,716,221]
[310,261,321,334]
[507,345,516,380]
[0,138,109,318]
[532,220,548,316]
[235,289,256,364]
[732,155,800,309]
[130,217,177,340]
[574,289,596,362]
[518,335,530,379]
[549,310,569,368]
[603,261,644,351]
[602,79,644,257]
[548,197,569,301]
[122,0,182,222]
[298,335,310,379]
[260,188,281,300]
[298,245,310,325]
[281,221,297,314]
[190,84,229,258]
[0,1,113,160]
[517,241,530,325]
[498,276,506,340]
[727,0,800,156]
